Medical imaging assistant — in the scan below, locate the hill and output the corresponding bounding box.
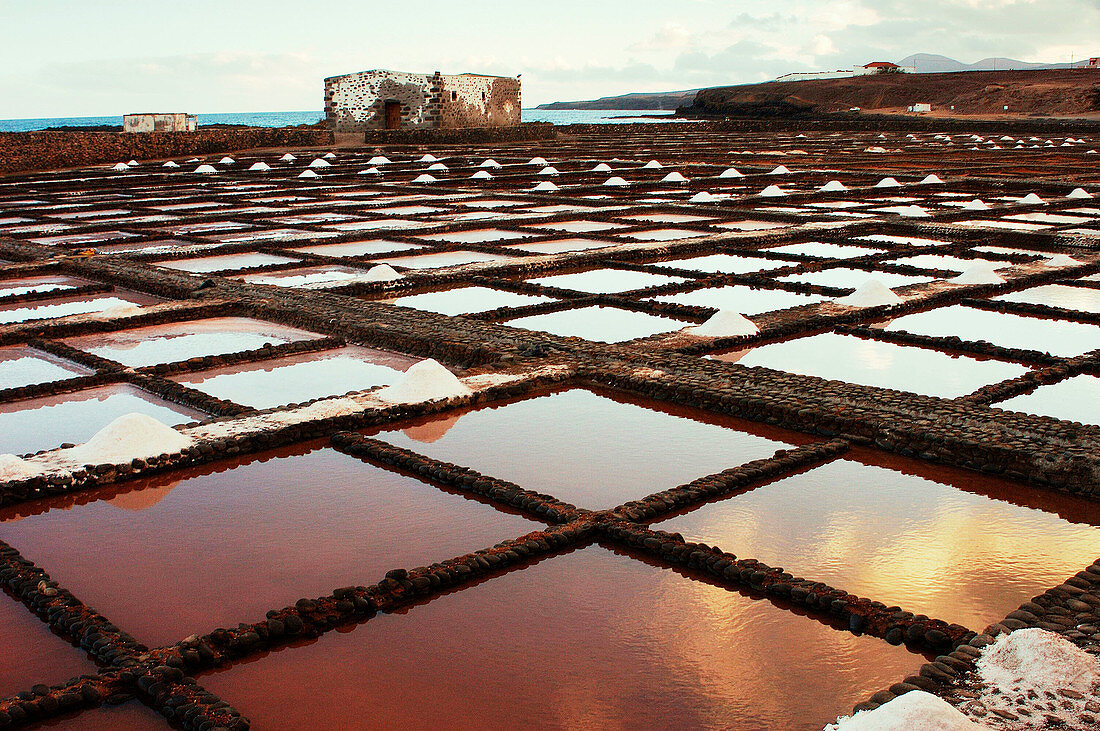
[899,53,1088,74]
[683,69,1100,119]
[536,89,699,110]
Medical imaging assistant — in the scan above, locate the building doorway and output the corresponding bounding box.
[384,100,402,129]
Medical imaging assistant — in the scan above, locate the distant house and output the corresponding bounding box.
[907,103,932,113]
[324,69,521,132]
[122,113,196,133]
[1087,58,1100,69]
[776,61,914,82]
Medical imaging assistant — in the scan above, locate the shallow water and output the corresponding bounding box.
[505,305,690,342]
[174,347,417,409]
[884,305,1100,358]
[289,239,425,257]
[887,255,1012,273]
[417,228,532,244]
[384,286,556,316]
[158,252,300,273]
[524,219,627,234]
[652,285,827,314]
[0,591,95,699]
[0,443,540,647]
[766,242,885,259]
[199,544,922,731]
[367,388,806,510]
[619,228,710,241]
[651,254,789,275]
[0,292,159,326]
[656,451,1100,631]
[0,346,92,390]
[238,265,378,289]
[376,251,511,269]
[0,384,204,455]
[0,274,86,299]
[732,333,1027,398]
[504,237,618,254]
[996,374,1100,426]
[995,284,1100,314]
[64,317,323,368]
[528,268,685,294]
[778,268,934,290]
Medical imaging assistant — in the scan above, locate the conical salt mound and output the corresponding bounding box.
[919,174,944,184]
[768,165,791,175]
[193,164,218,174]
[643,160,663,169]
[952,261,1005,285]
[1045,254,1081,267]
[359,167,382,175]
[428,162,448,171]
[111,163,130,172]
[977,629,1100,695]
[162,161,180,168]
[962,199,989,210]
[759,185,786,197]
[875,177,901,188]
[719,167,743,178]
[376,359,472,404]
[825,690,980,731]
[412,174,438,183]
[65,413,192,464]
[470,170,493,180]
[690,191,718,203]
[532,181,559,191]
[418,153,439,162]
[1067,187,1092,199]
[898,205,929,217]
[591,162,612,172]
[308,158,331,168]
[836,280,902,307]
[480,159,502,168]
[527,156,548,166]
[249,162,271,171]
[364,264,402,281]
[687,311,760,337]
[819,180,847,192]
[603,176,629,187]
[219,156,235,164]
[538,166,559,175]
[298,169,320,178]
[1020,193,1045,204]
[280,153,297,162]
[368,155,391,165]
[661,171,689,183]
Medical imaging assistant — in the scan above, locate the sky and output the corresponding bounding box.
[1,0,1097,118]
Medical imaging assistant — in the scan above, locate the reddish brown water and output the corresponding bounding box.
[158,252,300,273]
[652,285,827,314]
[527,268,685,294]
[173,346,418,409]
[366,388,811,510]
[731,333,1027,398]
[237,265,377,289]
[997,374,1100,426]
[0,591,96,699]
[504,305,691,343]
[0,274,87,299]
[0,292,160,326]
[376,251,511,269]
[199,544,922,730]
[655,449,1100,631]
[383,286,556,316]
[0,345,92,390]
[0,384,206,456]
[884,305,1100,358]
[0,443,540,647]
[63,317,323,368]
[35,702,168,730]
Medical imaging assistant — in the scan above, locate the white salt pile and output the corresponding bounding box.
[877,133,887,139]
[603,176,629,187]
[248,162,271,171]
[308,158,331,168]
[591,162,612,172]
[418,153,439,162]
[323,152,337,159]
[977,628,1100,696]
[825,690,981,731]
[719,167,744,178]
[661,171,689,183]
[376,359,472,404]
[864,146,888,153]
[819,180,847,192]
[920,174,944,184]
[952,262,1005,285]
[280,153,297,162]
[875,177,901,188]
[687,311,760,337]
[298,169,320,179]
[538,166,560,175]
[643,160,663,169]
[769,165,791,175]
[1045,254,1081,267]
[527,156,548,166]
[412,174,438,184]
[1067,187,1093,199]
[364,264,402,281]
[1019,193,1045,204]
[898,205,930,218]
[193,164,218,174]
[759,185,787,197]
[127,159,139,166]
[480,159,502,168]
[186,158,201,163]
[428,162,448,171]
[963,199,989,210]
[219,156,235,164]
[162,161,180,168]
[368,155,391,165]
[359,167,382,175]
[63,413,192,465]
[836,280,902,307]
[0,454,36,482]
[532,181,559,192]
[470,170,493,180]
[690,191,718,203]
[111,163,130,172]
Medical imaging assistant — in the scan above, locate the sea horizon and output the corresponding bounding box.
[0,108,683,133]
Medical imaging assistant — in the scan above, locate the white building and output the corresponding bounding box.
[776,61,915,83]
[122,113,197,133]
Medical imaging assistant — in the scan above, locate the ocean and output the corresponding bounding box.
[0,109,688,133]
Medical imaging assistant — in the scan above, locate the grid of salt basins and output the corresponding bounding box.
[0,122,1097,730]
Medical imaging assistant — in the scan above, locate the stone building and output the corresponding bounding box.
[324,69,521,132]
[122,113,197,133]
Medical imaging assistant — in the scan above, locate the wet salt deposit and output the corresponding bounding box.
[504,305,690,342]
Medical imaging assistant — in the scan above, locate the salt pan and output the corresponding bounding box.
[835,279,902,307]
[686,310,759,337]
[375,359,472,404]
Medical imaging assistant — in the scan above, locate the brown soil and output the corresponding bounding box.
[688,69,1100,119]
